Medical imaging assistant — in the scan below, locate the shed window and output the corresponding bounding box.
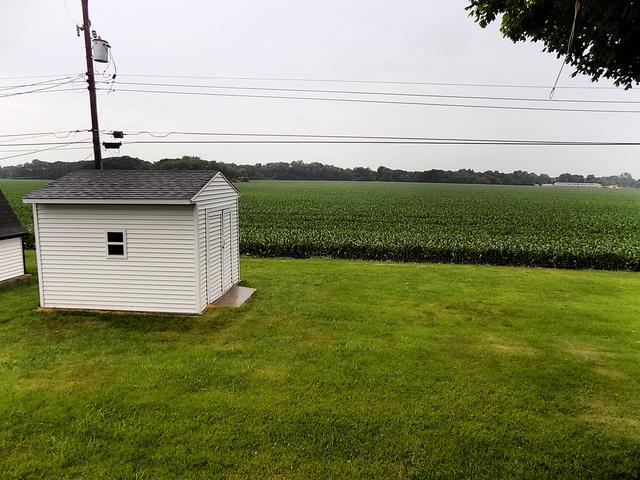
[106,230,126,257]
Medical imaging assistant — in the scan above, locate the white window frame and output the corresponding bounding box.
[105,229,127,259]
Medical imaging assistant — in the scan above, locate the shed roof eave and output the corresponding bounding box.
[22,198,193,205]
[0,232,27,241]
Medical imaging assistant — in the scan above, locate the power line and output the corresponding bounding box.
[2,73,635,91]
[62,0,81,25]
[121,139,640,146]
[0,131,89,149]
[0,76,84,99]
[0,133,69,144]
[117,73,628,91]
[0,130,88,138]
[0,88,87,99]
[102,87,640,114]
[111,130,639,145]
[0,76,82,95]
[4,130,637,147]
[0,73,81,80]
[0,78,111,99]
[0,137,638,156]
[549,0,581,99]
[0,146,95,152]
[114,81,640,105]
[0,139,92,161]
[0,75,81,92]
[0,141,93,147]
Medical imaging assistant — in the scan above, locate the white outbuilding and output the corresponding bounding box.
[0,191,27,283]
[23,170,240,314]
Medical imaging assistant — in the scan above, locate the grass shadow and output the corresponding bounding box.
[28,307,237,336]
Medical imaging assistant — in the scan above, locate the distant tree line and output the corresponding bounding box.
[0,156,637,187]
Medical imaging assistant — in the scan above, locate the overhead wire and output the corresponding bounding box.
[0,133,68,144]
[5,73,633,91]
[0,139,92,161]
[117,73,626,91]
[0,135,637,164]
[119,139,640,146]
[0,75,81,92]
[110,130,640,145]
[0,74,80,80]
[1,73,634,91]
[0,146,95,153]
[114,80,640,104]
[69,74,87,94]
[0,87,83,98]
[3,132,640,147]
[100,87,640,114]
[0,141,93,147]
[0,78,114,99]
[549,0,581,99]
[62,0,81,26]
[0,131,89,150]
[0,75,84,99]
[0,129,88,138]
[106,49,118,93]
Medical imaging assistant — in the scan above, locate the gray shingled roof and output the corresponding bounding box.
[23,170,219,201]
[0,190,27,239]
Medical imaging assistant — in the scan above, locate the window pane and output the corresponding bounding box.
[108,244,125,256]
[107,231,124,243]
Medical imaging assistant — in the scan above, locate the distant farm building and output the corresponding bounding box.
[553,182,603,188]
[24,170,240,314]
[0,191,27,283]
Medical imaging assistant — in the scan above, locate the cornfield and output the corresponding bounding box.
[238,181,640,270]
[4,179,640,271]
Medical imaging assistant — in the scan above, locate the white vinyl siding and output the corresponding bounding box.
[192,173,239,210]
[35,204,199,314]
[0,237,24,282]
[193,173,240,311]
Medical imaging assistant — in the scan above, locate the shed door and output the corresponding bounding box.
[206,210,223,303]
[221,208,234,293]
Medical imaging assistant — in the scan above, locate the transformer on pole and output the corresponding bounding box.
[92,36,110,63]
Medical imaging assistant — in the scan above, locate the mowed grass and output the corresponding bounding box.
[1,253,640,478]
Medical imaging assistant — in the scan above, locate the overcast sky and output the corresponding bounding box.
[1,0,639,176]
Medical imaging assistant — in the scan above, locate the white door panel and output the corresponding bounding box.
[206,210,222,303]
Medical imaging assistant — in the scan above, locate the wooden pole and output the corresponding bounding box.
[80,0,102,169]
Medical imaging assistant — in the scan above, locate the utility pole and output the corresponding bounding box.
[80,0,102,169]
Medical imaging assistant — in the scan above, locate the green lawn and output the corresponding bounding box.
[1,253,639,479]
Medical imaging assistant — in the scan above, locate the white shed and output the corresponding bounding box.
[0,191,27,283]
[23,170,240,314]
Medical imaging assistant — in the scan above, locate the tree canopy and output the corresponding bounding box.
[466,0,640,88]
[1,156,639,188]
